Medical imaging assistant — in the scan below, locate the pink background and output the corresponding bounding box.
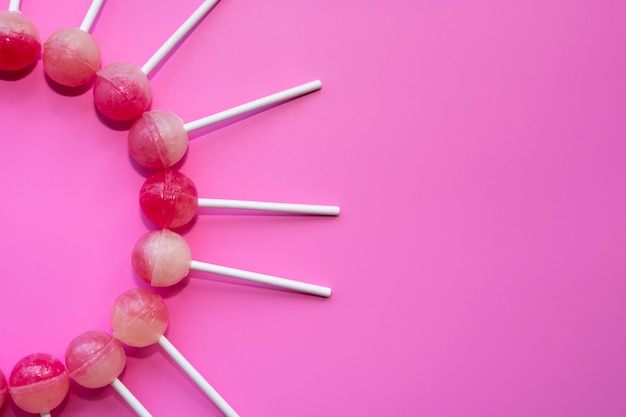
[1,0,625,416]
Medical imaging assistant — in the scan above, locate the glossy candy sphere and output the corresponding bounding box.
[0,11,40,71]
[93,62,152,121]
[8,353,70,414]
[111,288,169,348]
[0,370,8,409]
[65,330,126,389]
[43,28,100,87]
[139,169,199,228]
[128,110,188,169]
[132,229,192,287]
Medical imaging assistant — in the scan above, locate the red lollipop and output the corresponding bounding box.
[8,353,70,417]
[0,370,7,410]
[139,169,340,229]
[0,1,40,72]
[93,0,219,121]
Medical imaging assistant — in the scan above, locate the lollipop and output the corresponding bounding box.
[0,370,8,409]
[8,353,70,417]
[129,80,322,169]
[65,330,153,417]
[133,228,333,297]
[43,0,104,87]
[111,288,239,417]
[139,169,340,229]
[93,0,219,121]
[0,0,40,71]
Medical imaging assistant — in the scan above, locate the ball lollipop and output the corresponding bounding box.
[139,169,340,229]
[65,330,153,417]
[133,228,333,297]
[8,353,70,417]
[43,0,104,87]
[93,0,219,122]
[111,288,240,417]
[129,80,322,169]
[0,0,40,72]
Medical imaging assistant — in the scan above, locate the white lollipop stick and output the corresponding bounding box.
[198,198,340,216]
[157,336,240,417]
[40,413,51,417]
[8,0,20,12]
[110,378,153,417]
[79,0,104,32]
[190,260,332,297]
[183,80,323,133]
[141,0,219,76]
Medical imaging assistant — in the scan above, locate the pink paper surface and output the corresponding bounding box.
[1,0,625,416]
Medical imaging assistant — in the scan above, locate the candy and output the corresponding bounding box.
[0,10,40,72]
[132,229,333,297]
[128,80,323,169]
[66,330,153,417]
[139,169,340,228]
[0,370,7,409]
[93,0,219,122]
[42,0,104,87]
[8,353,70,415]
[111,288,239,417]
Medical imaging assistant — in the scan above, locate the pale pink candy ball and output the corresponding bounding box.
[8,353,70,414]
[65,330,126,389]
[0,370,8,409]
[111,288,169,347]
[0,11,40,71]
[132,229,192,287]
[93,62,152,121]
[128,110,188,169]
[43,27,100,87]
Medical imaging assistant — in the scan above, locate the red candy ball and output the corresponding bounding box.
[8,353,70,414]
[0,370,7,409]
[93,62,152,121]
[139,169,199,228]
[0,11,40,71]
[43,27,101,87]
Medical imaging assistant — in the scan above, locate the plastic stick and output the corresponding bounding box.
[157,336,240,417]
[79,0,104,32]
[198,198,340,216]
[110,378,153,417]
[142,0,219,76]
[183,80,323,133]
[40,413,51,417]
[8,0,19,12]
[190,260,332,297]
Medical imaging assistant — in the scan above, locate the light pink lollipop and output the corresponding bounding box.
[0,0,40,71]
[133,229,333,297]
[0,370,8,409]
[43,0,104,87]
[128,80,322,169]
[8,353,70,417]
[65,330,153,417]
[94,0,219,121]
[111,288,239,417]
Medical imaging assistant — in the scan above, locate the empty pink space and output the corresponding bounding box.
[1,0,625,416]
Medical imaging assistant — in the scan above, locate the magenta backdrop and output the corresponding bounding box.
[1,0,626,416]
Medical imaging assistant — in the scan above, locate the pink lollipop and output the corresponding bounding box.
[139,169,340,229]
[8,353,70,417]
[93,0,219,121]
[129,80,322,169]
[0,370,8,409]
[133,228,333,297]
[0,1,40,72]
[43,0,104,87]
[65,330,153,417]
[111,288,239,417]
